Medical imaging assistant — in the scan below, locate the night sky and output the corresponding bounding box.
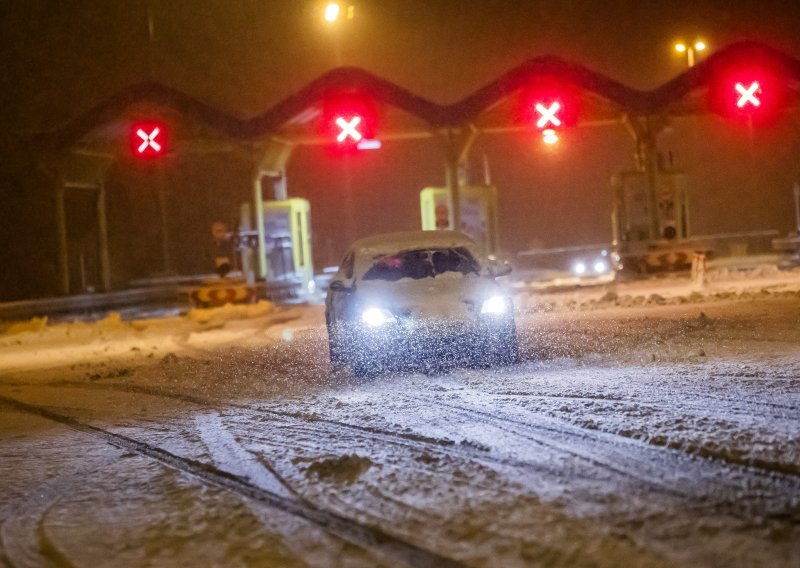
[1,1,799,299]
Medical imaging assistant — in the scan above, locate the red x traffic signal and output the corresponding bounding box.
[130,121,168,158]
[320,93,379,152]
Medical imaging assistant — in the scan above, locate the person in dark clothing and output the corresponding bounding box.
[211,221,233,278]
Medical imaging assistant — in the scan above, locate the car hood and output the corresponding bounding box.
[354,274,505,320]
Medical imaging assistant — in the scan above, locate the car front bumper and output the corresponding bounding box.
[339,316,515,368]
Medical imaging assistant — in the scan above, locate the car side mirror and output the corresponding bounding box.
[329,279,353,292]
[487,257,512,278]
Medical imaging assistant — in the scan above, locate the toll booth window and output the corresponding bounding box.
[363,247,479,281]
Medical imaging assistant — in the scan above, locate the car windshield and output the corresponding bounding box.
[362,246,480,281]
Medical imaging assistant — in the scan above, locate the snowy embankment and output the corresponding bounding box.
[0,301,323,374]
[514,263,800,311]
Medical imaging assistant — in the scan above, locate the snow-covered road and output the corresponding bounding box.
[1,283,799,567]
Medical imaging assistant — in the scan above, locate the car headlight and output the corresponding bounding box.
[593,259,609,274]
[481,295,508,315]
[361,307,395,327]
[572,261,587,276]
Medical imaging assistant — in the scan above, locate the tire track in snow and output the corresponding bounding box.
[464,389,800,479]
[193,412,375,566]
[28,379,800,517]
[194,412,298,498]
[456,389,800,477]
[32,380,568,475]
[0,394,467,568]
[36,502,76,568]
[399,391,800,520]
[2,480,77,568]
[488,391,798,419]
[398,392,691,496]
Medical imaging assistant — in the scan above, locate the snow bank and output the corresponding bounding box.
[0,300,322,374]
[185,300,275,325]
[515,265,800,313]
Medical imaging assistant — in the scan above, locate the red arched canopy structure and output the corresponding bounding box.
[45,41,800,153]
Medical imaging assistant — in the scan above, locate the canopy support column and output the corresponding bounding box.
[246,141,294,280]
[442,126,478,231]
[45,153,114,295]
[54,179,70,295]
[625,116,667,241]
[96,180,111,291]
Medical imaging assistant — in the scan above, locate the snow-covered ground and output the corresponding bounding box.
[1,268,799,567]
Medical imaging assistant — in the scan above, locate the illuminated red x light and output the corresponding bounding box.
[335,116,363,143]
[136,127,162,153]
[131,122,167,158]
[735,81,761,108]
[535,102,562,128]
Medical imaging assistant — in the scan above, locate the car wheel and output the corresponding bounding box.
[352,353,381,379]
[498,327,520,365]
[327,324,343,365]
[483,324,519,367]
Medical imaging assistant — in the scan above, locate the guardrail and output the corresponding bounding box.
[0,287,180,322]
[0,278,310,323]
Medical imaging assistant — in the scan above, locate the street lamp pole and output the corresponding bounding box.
[794,182,800,234]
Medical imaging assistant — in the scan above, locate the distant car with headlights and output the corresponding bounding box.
[568,249,619,281]
[513,245,619,291]
[325,231,518,377]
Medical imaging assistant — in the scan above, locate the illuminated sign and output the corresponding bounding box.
[335,116,363,143]
[131,122,167,158]
[321,93,379,152]
[707,55,791,124]
[535,102,562,128]
[137,127,162,153]
[735,81,761,108]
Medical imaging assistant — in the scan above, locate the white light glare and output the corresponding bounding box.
[361,307,394,327]
[593,259,609,274]
[324,3,341,22]
[573,261,587,275]
[542,129,559,145]
[357,139,381,150]
[481,296,507,315]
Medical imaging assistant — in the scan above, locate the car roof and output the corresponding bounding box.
[349,230,479,258]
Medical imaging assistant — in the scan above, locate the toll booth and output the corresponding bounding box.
[256,198,314,292]
[611,169,694,272]
[612,170,689,244]
[420,185,499,258]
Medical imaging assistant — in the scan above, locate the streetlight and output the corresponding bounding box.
[324,3,340,22]
[674,40,707,67]
[324,2,354,23]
